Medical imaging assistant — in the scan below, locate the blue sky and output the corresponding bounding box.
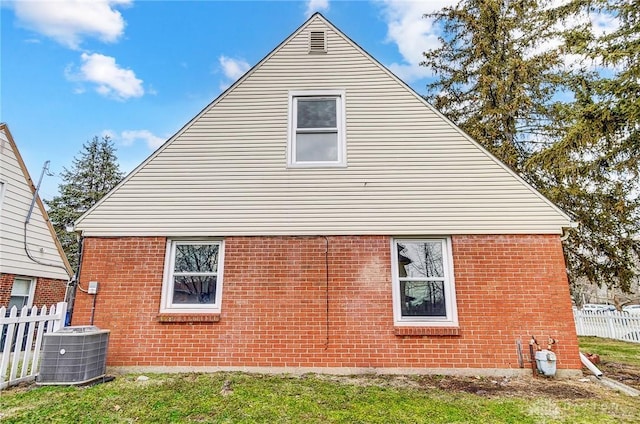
[1,1,615,200]
[2,0,458,200]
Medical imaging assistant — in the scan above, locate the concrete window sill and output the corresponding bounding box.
[156,314,221,323]
[394,327,460,336]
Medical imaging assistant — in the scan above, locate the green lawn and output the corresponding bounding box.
[578,336,640,367]
[0,338,639,423]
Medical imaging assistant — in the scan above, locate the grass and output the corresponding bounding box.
[0,337,638,423]
[3,374,497,423]
[578,336,640,367]
[2,372,639,423]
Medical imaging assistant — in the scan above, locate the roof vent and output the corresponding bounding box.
[309,31,327,53]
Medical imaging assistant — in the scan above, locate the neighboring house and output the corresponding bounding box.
[0,123,72,310]
[72,14,582,376]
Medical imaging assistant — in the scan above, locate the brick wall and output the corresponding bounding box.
[72,235,581,371]
[33,277,67,307]
[0,273,13,306]
[0,273,66,308]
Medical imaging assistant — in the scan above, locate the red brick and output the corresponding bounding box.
[71,235,581,370]
[1,273,67,308]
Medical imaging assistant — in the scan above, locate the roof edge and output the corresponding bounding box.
[308,15,573,226]
[76,14,323,229]
[0,123,73,277]
[75,12,572,230]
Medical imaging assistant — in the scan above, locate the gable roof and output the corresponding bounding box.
[75,13,572,237]
[0,123,72,279]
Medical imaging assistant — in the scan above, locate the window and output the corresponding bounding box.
[160,240,224,313]
[391,238,458,327]
[288,90,346,167]
[9,277,36,310]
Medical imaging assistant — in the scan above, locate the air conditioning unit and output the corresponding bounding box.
[37,326,110,385]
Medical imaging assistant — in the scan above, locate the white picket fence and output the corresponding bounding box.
[574,309,640,343]
[1,302,67,390]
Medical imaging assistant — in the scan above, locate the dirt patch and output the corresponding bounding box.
[596,361,640,390]
[417,375,598,399]
[314,373,600,399]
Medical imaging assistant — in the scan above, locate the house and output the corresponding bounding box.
[0,123,72,310]
[71,14,582,376]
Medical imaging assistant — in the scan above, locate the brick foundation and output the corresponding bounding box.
[71,235,581,372]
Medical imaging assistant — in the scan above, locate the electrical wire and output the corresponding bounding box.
[23,160,70,274]
[23,221,70,274]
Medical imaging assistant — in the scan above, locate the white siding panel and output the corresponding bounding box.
[75,16,570,237]
[0,127,71,280]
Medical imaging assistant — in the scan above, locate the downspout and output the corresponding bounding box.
[323,236,329,350]
[65,232,85,324]
[560,222,579,242]
[68,240,95,325]
[580,352,603,377]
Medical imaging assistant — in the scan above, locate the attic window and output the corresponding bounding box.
[309,31,327,53]
[288,90,346,167]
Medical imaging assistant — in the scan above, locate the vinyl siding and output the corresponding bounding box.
[75,16,571,237]
[0,127,71,280]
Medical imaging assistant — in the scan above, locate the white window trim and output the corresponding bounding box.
[160,239,225,314]
[390,237,458,327]
[287,89,347,168]
[11,276,36,309]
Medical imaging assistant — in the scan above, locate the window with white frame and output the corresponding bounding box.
[391,238,458,327]
[288,90,346,167]
[160,240,224,313]
[9,277,36,310]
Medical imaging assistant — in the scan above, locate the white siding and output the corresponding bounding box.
[75,16,571,237]
[0,126,71,280]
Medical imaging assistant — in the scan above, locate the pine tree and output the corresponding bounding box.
[46,136,124,270]
[528,0,640,292]
[421,0,580,168]
[420,0,640,292]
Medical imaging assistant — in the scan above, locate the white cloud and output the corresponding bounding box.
[218,56,251,91]
[219,56,250,81]
[591,12,618,37]
[544,0,618,38]
[68,52,144,100]
[103,128,164,150]
[521,2,620,70]
[305,0,329,17]
[120,130,165,149]
[377,0,621,81]
[376,0,457,83]
[11,0,131,49]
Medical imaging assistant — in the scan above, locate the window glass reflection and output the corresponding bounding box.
[297,99,337,128]
[397,241,443,278]
[174,244,219,273]
[172,276,217,304]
